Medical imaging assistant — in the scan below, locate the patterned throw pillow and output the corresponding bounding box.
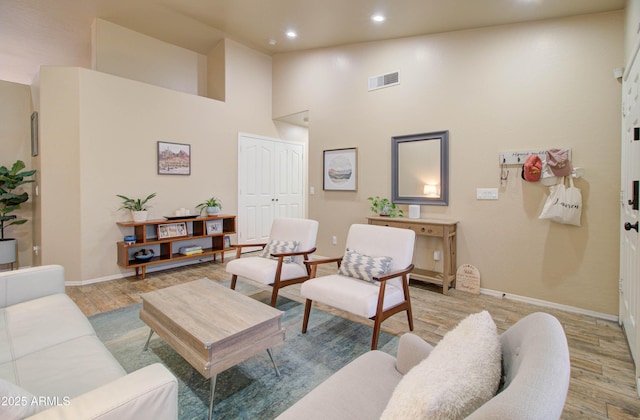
[259,240,300,263]
[338,248,393,282]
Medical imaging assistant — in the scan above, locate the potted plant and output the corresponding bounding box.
[196,196,222,215]
[117,193,156,222]
[0,160,36,264]
[368,196,404,218]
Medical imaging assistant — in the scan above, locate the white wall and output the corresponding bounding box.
[273,11,623,315]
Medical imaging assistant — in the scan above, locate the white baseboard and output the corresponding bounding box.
[64,255,220,286]
[479,287,618,322]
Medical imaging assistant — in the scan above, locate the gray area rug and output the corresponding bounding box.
[89,281,399,419]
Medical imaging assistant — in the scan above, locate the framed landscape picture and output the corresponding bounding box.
[158,141,191,175]
[323,147,357,191]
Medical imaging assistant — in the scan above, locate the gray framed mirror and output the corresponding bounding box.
[391,130,449,206]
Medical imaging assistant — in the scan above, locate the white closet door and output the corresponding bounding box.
[238,133,304,246]
[275,141,304,218]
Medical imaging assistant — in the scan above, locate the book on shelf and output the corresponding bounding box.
[180,249,204,256]
[179,245,202,253]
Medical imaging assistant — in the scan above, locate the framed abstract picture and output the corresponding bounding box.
[323,148,357,191]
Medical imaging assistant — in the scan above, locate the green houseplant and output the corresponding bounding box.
[117,193,156,222]
[0,160,36,264]
[368,196,404,218]
[196,196,222,215]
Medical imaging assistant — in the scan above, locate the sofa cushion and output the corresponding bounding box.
[381,311,501,420]
[14,335,126,400]
[0,379,38,419]
[338,249,392,282]
[259,240,300,263]
[5,294,95,360]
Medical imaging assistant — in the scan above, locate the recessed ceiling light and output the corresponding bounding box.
[286,31,297,39]
[269,39,277,46]
[372,14,385,23]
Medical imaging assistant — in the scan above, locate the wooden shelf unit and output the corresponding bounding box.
[117,215,236,279]
[367,216,458,294]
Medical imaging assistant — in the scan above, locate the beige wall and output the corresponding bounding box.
[92,19,207,96]
[39,39,280,282]
[273,12,623,315]
[0,80,35,267]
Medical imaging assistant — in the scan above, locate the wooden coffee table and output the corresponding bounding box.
[139,278,285,420]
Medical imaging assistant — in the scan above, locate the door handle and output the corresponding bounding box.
[630,181,640,210]
[625,222,639,232]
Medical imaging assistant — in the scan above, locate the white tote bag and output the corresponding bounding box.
[539,177,582,226]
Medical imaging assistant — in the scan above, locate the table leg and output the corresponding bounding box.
[267,348,281,377]
[209,374,217,420]
[143,329,154,351]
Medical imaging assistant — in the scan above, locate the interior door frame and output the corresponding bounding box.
[620,40,640,396]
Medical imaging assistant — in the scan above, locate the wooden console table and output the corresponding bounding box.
[117,215,236,279]
[367,216,458,294]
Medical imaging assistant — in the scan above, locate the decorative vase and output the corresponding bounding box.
[0,238,17,264]
[132,210,148,223]
[207,206,220,215]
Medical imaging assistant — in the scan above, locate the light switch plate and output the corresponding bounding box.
[476,188,498,200]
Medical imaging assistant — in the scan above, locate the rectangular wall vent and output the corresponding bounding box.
[368,71,400,91]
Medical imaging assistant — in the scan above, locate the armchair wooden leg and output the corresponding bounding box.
[230,275,238,290]
[406,305,414,331]
[270,285,279,307]
[371,316,382,350]
[302,299,313,333]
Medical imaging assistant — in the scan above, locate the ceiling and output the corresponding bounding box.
[0,0,625,86]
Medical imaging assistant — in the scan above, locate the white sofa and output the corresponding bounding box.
[277,312,571,420]
[0,265,178,419]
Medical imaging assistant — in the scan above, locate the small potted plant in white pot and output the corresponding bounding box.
[117,193,156,222]
[196,196,222,216]
[368,196,404,217]
[0,160,36,264]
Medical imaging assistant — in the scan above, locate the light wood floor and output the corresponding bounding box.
[66,260,640,419]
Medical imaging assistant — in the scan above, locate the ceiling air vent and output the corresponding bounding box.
[368,71,400,91]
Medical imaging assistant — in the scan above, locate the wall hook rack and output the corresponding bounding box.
[499,148,572,166]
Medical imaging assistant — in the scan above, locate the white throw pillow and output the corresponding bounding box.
[381,311,501,420]
[0,379,38,419]
[338,248,392,282]
[258,240,300,263]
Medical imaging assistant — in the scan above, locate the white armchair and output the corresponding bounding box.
[301,224,416,350]
[226,218,319,306]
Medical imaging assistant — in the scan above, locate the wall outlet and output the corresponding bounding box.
[433,250,441,261]
[332,236,337,245]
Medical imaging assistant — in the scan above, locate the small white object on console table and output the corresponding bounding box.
[367,216,458,294]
